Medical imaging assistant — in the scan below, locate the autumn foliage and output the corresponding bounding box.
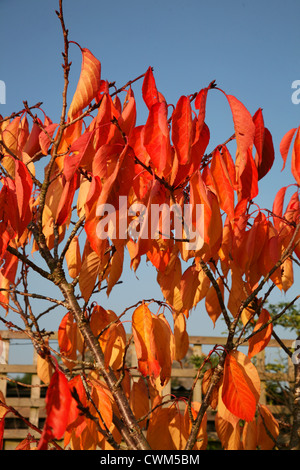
[0,1,300,451]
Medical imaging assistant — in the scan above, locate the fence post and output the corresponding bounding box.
[29,349,41,429]
[256,350,266,404]
[0,338,9,397]
[192,343,203,403]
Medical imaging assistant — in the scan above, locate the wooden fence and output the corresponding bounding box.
[0,330,295,449]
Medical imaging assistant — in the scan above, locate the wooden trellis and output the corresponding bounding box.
[0,330,295,449]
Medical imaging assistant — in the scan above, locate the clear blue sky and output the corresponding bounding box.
[0,0,300,345]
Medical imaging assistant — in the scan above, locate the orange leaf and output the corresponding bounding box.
[257,404,279,450]
[248,308,273,359]
[168,408,188,450]
[90,305,126,370]
[90,380,113,431]
[242,420,257,450]
[146,406,177,450]
[129,378,150,429]
[152,313,174,387]
[215,412,241,450]
[205,276,224,327]
[132,304,161,382]
[106,245,124,297]
[173,312,189,362]
[78,240,101,302]
[65,235,82,279]
[68,46,101,119]
[157,251,183,313]
[58,312,78,370]
[222,352,257,422]
[37,354,54,385]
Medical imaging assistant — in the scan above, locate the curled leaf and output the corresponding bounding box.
[68,46,101,119]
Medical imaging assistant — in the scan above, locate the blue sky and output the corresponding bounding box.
[1,0,300,345]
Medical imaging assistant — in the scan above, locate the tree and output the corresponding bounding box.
[0,0,300,451]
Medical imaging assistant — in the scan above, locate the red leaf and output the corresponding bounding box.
[39,123,59,155]
[223,92,256,169]
[280,127,297,171]
[142,67,160,110]
[248,309,273,359]
[144,101,172,176]
[255,127,275,180]
[194,86,209,131]
[238,149,258,201]
[253,108,265,161]
[55,173,78,226]
[272,186,287,231]
[222,352,257,422]
[119,87,137,137]
[291,127,300,185]
[63,130,95,181]
[171,96,193,165]
[38,360,73,449]
[210,148,235,220]
[14,159,33,235]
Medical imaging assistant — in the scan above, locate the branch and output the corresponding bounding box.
[59,215,85,262]
[0,399,63,450]
[0,102,43,124]
[198,259,231,329]
[6,244,51,281]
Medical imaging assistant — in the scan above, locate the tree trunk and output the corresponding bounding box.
[290,356,300,449]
